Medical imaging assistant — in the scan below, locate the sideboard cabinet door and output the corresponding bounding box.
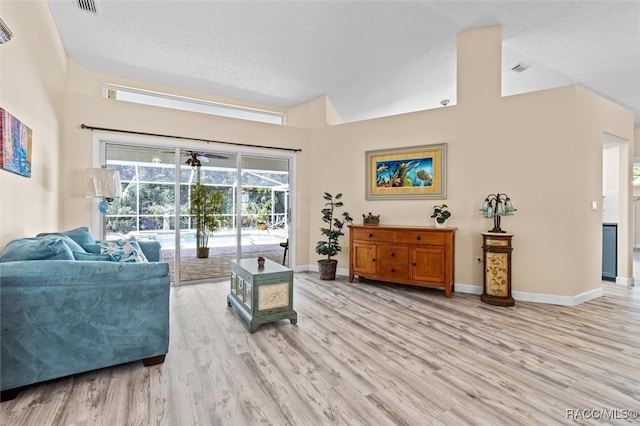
[352,242,377,276]
[412,247,446,283]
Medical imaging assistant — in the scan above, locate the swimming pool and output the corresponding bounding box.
[141,229,288,249]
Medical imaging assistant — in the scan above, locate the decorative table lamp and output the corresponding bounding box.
[87,168,121,213]
[87,167,122,239]
[479,193,516,306]
[479,193,516,233]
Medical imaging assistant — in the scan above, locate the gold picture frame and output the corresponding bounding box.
[365,143,447,200]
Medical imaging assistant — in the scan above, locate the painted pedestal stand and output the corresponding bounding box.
[481,232,515,306]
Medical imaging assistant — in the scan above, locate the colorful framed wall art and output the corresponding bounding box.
[365,143,447,200]
[0,108,32,178]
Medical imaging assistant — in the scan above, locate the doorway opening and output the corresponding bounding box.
[602,133,633,285]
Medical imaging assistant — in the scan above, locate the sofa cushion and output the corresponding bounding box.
[100,240,149,263]
[0,260,169,285]
[35,233,85,253]
[63,226,96,248]
[134,241,162,262]
[38,227,96,251]
[0,238,75,262]
[84,241,161,262]
[73,251,113,262]
[82,243,101,254]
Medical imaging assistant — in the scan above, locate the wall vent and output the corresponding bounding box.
[0,18,13,44]
[75,0,98,15]
[511,62,530,73]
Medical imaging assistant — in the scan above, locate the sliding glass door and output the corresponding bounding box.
[103,142,292,285]
[104,145,180,281]
[178,150,238,283]
[240,155,290,266]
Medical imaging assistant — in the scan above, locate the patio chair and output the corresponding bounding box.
[280,239,288,265]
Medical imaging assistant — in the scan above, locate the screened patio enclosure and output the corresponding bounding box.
[103,144,291,284]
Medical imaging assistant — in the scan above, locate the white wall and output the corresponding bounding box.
[602,144,620,224]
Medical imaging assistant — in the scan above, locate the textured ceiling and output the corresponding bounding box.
[47,0,640,125]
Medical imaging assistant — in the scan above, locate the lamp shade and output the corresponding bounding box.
[87,168,121,198]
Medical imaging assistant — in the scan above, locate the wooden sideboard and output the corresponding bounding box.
[348,225,456,297]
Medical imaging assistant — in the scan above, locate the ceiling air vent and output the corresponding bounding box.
[75,0,98,14]
[511,62,530,73]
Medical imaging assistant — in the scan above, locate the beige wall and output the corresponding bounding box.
[63,60,313,264]
[0,1,67,247]
[575,88,635,288]
[635,129,640,247]
[306,26,634,300]
[2,5,636,302]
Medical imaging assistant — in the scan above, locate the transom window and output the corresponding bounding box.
[104,85,285,125]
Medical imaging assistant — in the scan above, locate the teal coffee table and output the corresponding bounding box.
[228,258,297,333]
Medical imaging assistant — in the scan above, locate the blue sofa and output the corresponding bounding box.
[0,227,170,401]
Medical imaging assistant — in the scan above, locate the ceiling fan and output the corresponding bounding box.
[184,151,228,167]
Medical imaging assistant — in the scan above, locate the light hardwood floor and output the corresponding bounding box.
[1,274,639,425]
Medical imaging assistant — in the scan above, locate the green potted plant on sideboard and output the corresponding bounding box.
[190,183,224,258]
[431,203,451,227]
[315,192,353,280]
[362,212,380,225]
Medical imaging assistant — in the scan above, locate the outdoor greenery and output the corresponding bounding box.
[105,164,287,237]
[243,188,276,228]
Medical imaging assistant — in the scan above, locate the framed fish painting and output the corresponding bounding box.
[0,108,32,178]
[365,143,447,200]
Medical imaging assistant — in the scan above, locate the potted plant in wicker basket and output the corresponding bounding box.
[190,183,225,258]
[362,212,380,225]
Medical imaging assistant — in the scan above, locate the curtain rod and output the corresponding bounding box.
[80,123,302,153]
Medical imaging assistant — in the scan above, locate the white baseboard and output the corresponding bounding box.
[295,264,349,276]
[515,287,602,306]
[296,267,605,306]
[453,283,482,295]
[451,283,603,306]
[616,276,635,287]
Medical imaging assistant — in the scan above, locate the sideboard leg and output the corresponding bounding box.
[444,285,452,298]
